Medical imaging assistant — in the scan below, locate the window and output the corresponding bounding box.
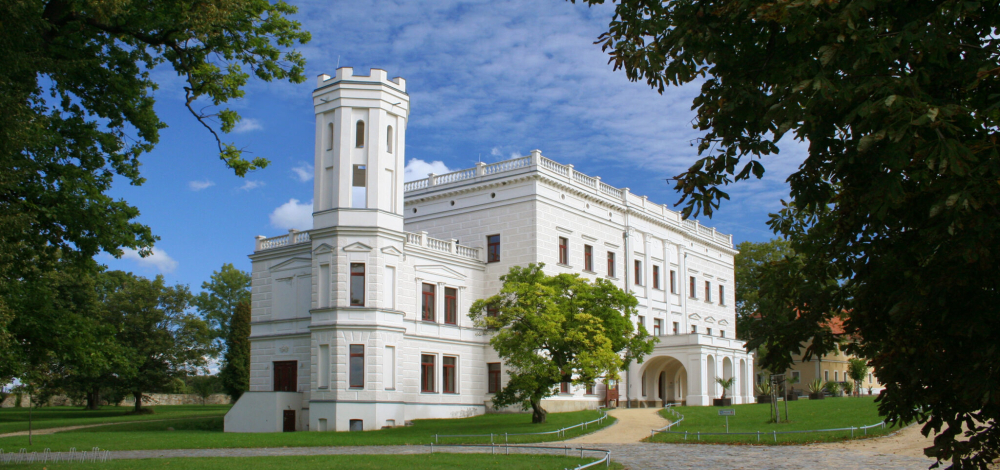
[352,164,367,208]
[607,252,616,277]
[584,245,593,271]
[385,346,395,390]
[653,266,660,289]
[586,383,594,395]
[705,281,712,302]
[719,285,725,306]
[273,361,297,392]
[638,316,645,332]
[834,371,839,382]
[421,354,436,392]
[691,325,698,334]
[350,263,365,306]
[868,373,873,383]
[421,283,435,322]
[707,327,712,336]
[488,363,501,393]
[487,234,500,263]
[654,319,662,336]
[689,276,697,298]
[720,330,726,338]
[634,260,642,285]
[560,381,570,394]
[641,371,647,396]
[791,371,800,382]
[444,287,457,325]
[673,322,679,335]
[327,122,335,150]
[670,270,677,294]
[824,370,829,381]
[319,345,330,388]
[443,356,457,394]
[386,125,393,153]
[558,237,569,264]
[355,120,365,147]
[349,344,364,388]
[486,306,498,318]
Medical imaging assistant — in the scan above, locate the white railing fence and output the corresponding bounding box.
[425,443,611,470]
[433,410,610,444]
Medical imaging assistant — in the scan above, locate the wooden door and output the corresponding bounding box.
[283,410,295,432]
[273,361,297,392]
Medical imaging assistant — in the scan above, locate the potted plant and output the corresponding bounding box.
[785,376,800,401]
[714,377,735,406]
[755,379,773,404]
[808,378,825,400]
[824,380,842,397]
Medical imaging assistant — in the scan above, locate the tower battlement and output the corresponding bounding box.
[316,67,406,92]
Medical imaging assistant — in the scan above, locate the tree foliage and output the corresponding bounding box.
[0,0,310,368]
[733,239,792,339]
[577,0,999,466]
[469,264,655,424]
[193,263,251,352]
[848,357,868,398]
[220,301,251,401]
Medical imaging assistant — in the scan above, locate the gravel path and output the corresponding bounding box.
[0,419,188,438]
[566,408,668,444]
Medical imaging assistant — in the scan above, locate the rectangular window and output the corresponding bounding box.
[705,281,712,302]
[352,164,367,209]
[586,383,594,395]
[689,276,697,298]
[444,287,457,325]
[318,344,330,389]
[673,322,679,335]
[273,360,297,392]
[719,285,725,306]
[634,260,642,285]
[584,245,593,271]
[638,316,645,332]
[443,356,457,394]
[349,344,364,388]
[707,327,712,336]
[607,252,616,277]
[670,270,677,294]
[868,373,873,383]
[691,325,698,334]
[653,266,660,289]
[720,330,726,338]
[488,363,501,393]
[350,263,365,306]
[558,237,568,265]
[834,371,839,382]
[487,234,500,263]
[384,266,396,310]
[421,354,436,392]
[319,264,330,307]
[654,319,662,336]
[791,371,800,382]
[486,306,499,318]
[385,346,395,390]
[824,370,829,381]
[560,381,570,394]
[421,283,435,322]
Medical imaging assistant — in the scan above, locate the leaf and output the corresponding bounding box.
[927,107,939,122]
[884,95,897,107]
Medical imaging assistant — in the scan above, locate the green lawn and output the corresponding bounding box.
[11,453,623,470]
[0,405,231,434]
[646,396,898,444]
[0,409,614,452]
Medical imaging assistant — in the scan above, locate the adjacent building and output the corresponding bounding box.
[224,68,754,433]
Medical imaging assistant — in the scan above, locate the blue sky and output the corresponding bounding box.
[99,0,806,291]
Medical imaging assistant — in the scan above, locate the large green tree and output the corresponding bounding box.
[733,239,792,339]
[220,301,251,401]
[576,0,999,467]
[0,0,310,374]
[193,263,251,353]
[469,264,656,424]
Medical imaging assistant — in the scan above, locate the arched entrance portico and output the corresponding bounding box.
[637,355,688,407]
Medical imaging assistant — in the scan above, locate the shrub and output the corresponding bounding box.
[824,381,841,396]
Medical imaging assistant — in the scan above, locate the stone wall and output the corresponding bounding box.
[0,393,232,408]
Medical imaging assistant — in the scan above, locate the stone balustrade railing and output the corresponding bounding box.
[404,231,482,261]
[403,150,734,248]
[255,229,311,251]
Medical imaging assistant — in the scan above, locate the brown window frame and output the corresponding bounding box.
[444,287,457,325]
[705,281,711,302]
[443,356,457,394]
[421,283,435,322]
[558,237,569,265]
[719,285,725,306]
[584,244,593,271]
[673,322,679,335]
[586,383,594,395]
[654,319,662,336]
[421,354,436,393]
[350,263,365,306]
[560,381,570,394]
[487,234,500,263]
[273,360,297,392]
[670,270,677,294]
[349,344,364,389]
[487,363,501,393]
[689,276,697,298]
[607,252,616,277]
[653,265,660,289]
[634,260,642,285]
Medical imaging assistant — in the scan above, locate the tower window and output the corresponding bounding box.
[350,263,365,306]
[349,344,364,388]
[327,122,335,150]
[355,120,365,148]
[352,164,366,209]
[386,125,393,153]
[487,234,500,263]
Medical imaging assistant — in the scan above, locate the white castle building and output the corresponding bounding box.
[224,67,754,433]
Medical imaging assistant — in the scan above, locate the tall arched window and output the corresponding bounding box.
[355,120,365,148]
[327,122,334,150]
[386,126,394,153]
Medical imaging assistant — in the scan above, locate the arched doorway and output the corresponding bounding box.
[723,357,734,401]
[639,355,688,406]
[658,371,666,402]
[706,355,716,398]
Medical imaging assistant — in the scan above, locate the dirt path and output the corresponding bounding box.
[810,422,933,460]
[0,418,189,438]
[566,408,668,444]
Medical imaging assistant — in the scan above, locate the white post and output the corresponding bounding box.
[428,173,437,186]
[419,231,428,247]
[449,239,457,254]
[530,149,542,166]
[566,163,575,181]
[255,235,266,252]
[289,228,299,243]
[476,161,486,176]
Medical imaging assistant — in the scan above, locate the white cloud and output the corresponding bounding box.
[490,147,502,157]
[404,158,452,182]
[232,118,262,134]
[291,163,314,182]
[239,180,264,191]
[120,248,179,273]
[269,199,313,230]
[188,180,215,191]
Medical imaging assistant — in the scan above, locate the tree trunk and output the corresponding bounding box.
[133,391,143,413]
[529,397,547,424]
[86,388,101,410]
[27,393,32,446]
